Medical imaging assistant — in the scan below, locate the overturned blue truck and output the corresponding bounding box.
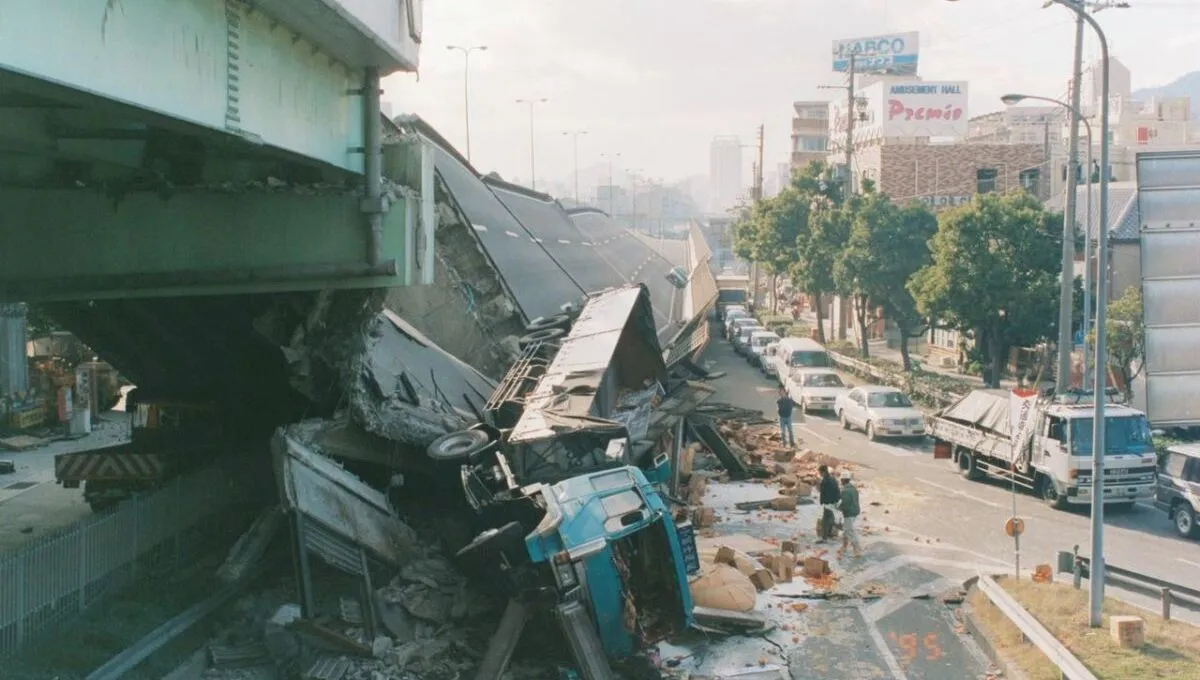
[428,284,713,678]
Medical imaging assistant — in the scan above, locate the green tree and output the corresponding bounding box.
[1090,287,1144,400]
[835,190,938,367]
[787,161,845,344]
[909,192,1064,387]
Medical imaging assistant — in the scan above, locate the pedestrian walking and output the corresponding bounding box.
[817,464,841,542]
[838,471,862,558]
[776,386,799,448]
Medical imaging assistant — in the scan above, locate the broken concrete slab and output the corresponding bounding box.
[217,505,285,584]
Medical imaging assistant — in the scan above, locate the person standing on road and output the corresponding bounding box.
[838,471,862,558]
[776,387,799,448]
[817,464,841,542]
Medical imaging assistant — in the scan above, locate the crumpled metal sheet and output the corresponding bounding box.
[272,431,417,567]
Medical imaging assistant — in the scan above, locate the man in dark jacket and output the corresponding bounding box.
[838,471,862,558]
[817,464,841,541]
[776,387,799,448]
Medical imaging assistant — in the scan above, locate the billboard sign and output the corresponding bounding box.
[863,81,969,138]
[833,32,919,75]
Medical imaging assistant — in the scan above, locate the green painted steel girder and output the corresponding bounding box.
[0,0,395,174]
[0,187,412,302]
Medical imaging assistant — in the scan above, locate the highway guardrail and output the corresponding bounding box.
[975,574,1099,680]
[1060,549,1200,620]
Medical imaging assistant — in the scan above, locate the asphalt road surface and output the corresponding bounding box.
[701,333,1200,624]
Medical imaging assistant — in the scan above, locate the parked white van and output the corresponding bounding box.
[769,337,834,381]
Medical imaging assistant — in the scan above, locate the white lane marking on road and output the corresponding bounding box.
[914,476,1005,509]
[504,230,520,238]
[877,443,919,457]
[865,622,908,679]
[471,223,488,232]
[1178,558,1200,569]
[557,239,572,245]
[799,426,833,444]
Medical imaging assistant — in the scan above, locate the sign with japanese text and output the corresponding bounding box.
[832,32,920,75]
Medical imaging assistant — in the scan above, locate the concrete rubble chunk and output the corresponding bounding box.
[397,582,455,623]
[371,635,393,659]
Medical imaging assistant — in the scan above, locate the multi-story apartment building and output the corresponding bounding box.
[791,102,829,172]
[709,135,744,213]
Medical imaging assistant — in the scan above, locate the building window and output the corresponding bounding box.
[794,136,828,152]
[976,168,998,194]
[1019,168,1040,196]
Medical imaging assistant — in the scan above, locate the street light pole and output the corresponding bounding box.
[563,130,588,202]
[446,45,487,162]
[1053,0,1113,628]
[600,152,621,215]
[515,98,548,190]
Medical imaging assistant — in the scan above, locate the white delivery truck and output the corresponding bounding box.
[1134,150,1200,435]
[929,389,1158,510]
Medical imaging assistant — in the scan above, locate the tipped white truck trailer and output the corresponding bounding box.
[1134,151,1200,434]
[929,390,1157,509]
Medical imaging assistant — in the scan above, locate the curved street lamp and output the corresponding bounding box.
[446,45,487,161]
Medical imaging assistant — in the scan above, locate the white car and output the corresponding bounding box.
[834,385,926,440]
[762,342,780,378]
[785,368,849,414]
[747,330,780,368]
[726,315,757,341]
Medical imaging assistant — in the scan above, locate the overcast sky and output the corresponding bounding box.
[382,0,1200,189]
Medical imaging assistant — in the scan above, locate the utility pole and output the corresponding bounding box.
[820,53,858,340]
[752,124,765,309]
[600,152,620,215]
[1056,13,1085,395]
[515,98,548,190]
[446,45,487,162]
[563,130,588,202]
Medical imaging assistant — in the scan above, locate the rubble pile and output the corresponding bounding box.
[199,553,498,680]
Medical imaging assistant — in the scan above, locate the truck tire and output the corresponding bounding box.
[1038,476,1067,510]
[525,314,572,333]
[1174,502,1197,538]
[958,451,984,482]
[518,327,566,350]
[866,421,877,442]
[427,429,493,468]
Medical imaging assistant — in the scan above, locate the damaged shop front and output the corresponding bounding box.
[254,285,716,679]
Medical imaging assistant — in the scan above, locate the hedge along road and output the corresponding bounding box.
[699,334,1200,626]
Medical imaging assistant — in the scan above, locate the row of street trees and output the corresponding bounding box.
[732,161,1071,387]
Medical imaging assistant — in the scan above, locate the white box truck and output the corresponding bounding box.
[929,389,1157,510]
[1134,150,1200,434]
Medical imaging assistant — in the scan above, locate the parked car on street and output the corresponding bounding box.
[785,368,849,414]
[726,315,757,341]
[835,385,926,440]
[1156,443,1200,538]
[747,330,780,369]
[732,324,764,355]
[769,337,834,381]
[762,342,780,378]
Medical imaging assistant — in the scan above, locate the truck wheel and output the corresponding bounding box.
[1174,503,1197,538]
[428,429,493,467]
[866,421,877,441]
[525,314,571,333]
[518,327,566,350]
[1039,477,1067,510]
[959,452,983,481]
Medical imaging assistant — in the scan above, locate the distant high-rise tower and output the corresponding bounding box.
[709,136,743,213]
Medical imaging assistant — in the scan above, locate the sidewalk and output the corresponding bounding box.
[794,310,1017,390]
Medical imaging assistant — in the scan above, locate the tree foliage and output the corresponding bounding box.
[909,192,1065,387]
[1096,286,1145,400]
[834,188,937,367]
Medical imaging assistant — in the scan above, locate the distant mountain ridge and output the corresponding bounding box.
[1132,70,1200,116]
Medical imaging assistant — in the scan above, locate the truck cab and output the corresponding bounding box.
[1030,403,1158,508]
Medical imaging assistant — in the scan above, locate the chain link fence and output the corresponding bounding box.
[0,463,261,658]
